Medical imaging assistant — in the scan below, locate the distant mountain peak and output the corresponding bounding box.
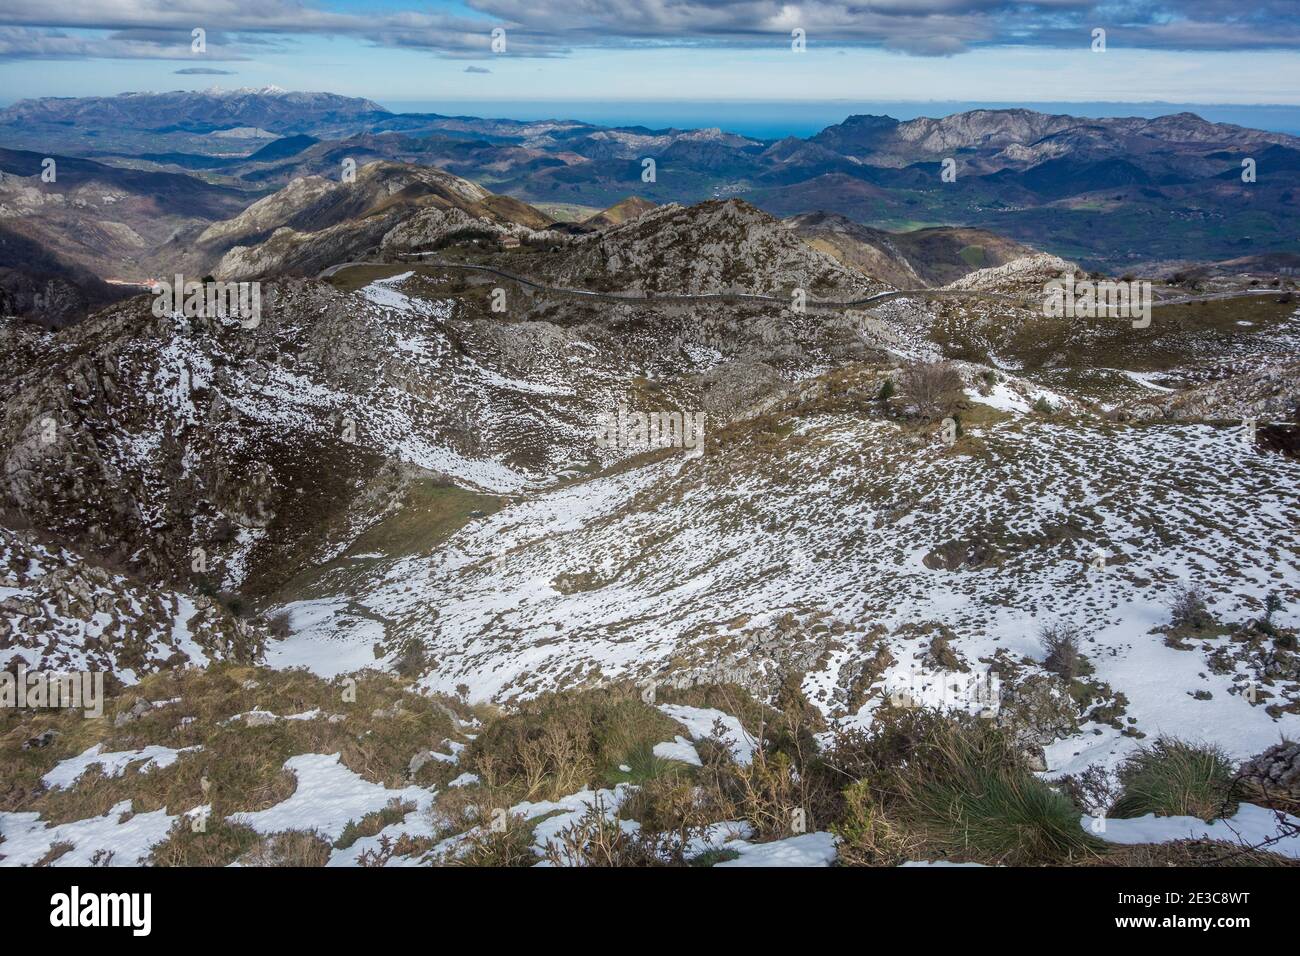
[0,88,390,134]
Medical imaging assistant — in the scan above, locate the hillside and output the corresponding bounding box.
[582,196,656,229]
[2,180,1298,870]
[514,199,886,298]
[200,161,553,279]
[8,93,1300,331]
[0,523,263,683]
[0,88,387,130]
[0,148,254,321]
[785,212,1039,288]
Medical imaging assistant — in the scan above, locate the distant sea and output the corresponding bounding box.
[384,99,1300,139]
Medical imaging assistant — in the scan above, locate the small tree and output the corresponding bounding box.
[1040,623,1089,681]
[1260,592,1288,642]
[393,640,429,678]
[265,609,292,639]
[1170,584,1213,632]
[899,360,963,421]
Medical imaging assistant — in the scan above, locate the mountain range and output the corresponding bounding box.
[1,88,1299,869]
[3,89,1298,315]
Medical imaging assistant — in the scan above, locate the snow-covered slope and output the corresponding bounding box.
[0,525,262,682]
[3,197,1299,869]
[279,378,1300,772]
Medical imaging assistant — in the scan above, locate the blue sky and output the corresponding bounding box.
[2,1,1298,105]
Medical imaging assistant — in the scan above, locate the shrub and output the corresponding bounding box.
[708,748,809,840]
[335,799,414,850]
[239,829,332,867]
[147,818,261,867]
[899,361,963,420]
[831,781,914,866]
[539,800,698,867]
[216,590,248,619]
[355,832,436,866]
[1040,623,1091,680]
[463,688,680,802]
[619,774,715,839]
[1111,738,1237,822]
[1033,395,1054,415]
[687,679,839,839]
[392,640,428,678]
[835,710,1102,865]
[1059,763,1119,817]
[447,814,537,867]
[878,377,896,401]
[1260,592,1284,637]
[1169,584,1214,632]
[265,610,292,640]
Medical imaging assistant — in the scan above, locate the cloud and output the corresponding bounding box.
[464,65,491,73]
[462,1,1300,53]
[884,34,973,58]
[175,67,236,74]
[0,2,531,58]
[0,0,1297,63]
[0,25,250,60]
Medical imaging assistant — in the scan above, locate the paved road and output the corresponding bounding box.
[1149,289,1282,307]
[319,256,1288,312]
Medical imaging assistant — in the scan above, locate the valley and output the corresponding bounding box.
[2,88,1299,873]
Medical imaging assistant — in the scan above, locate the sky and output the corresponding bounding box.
[1,1,1299,109]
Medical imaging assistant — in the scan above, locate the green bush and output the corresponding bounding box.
[1111,738,1236,822]
[463,688,681,801]
[831,780,914,866]
[1169,585,1215,632]
[448,815,537,867]
[845,711,1102,865]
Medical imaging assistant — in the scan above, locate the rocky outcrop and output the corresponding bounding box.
[539,199,884,298]
[380,206,565,256]
[1147,360,1300,424]
[0,523,264,681]
[1237,741,1300,806]
[942,253,1078,296]
[0,282,398,591]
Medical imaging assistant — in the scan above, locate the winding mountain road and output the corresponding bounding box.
[318,255,1288,313]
